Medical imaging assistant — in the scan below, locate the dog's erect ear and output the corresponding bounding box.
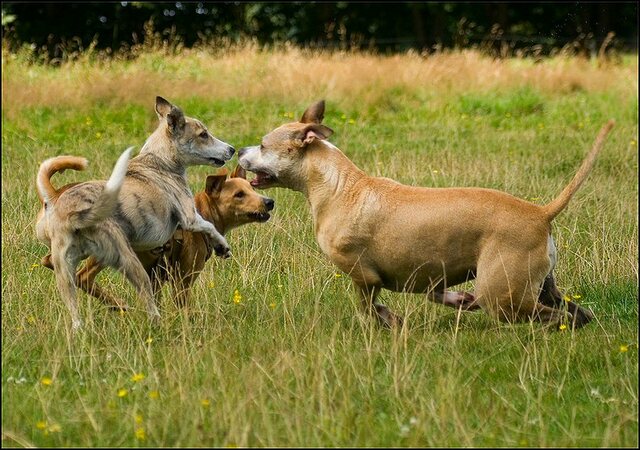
[296,123,334,147]
[155,96,186,134]
[205,173,228,196]
[300,100,326,124]
[230,165,247,180]
[155,96,173,118]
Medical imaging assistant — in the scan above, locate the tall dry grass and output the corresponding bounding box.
[3,43,637,118]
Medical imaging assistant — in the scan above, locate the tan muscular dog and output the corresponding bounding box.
[38,165,273,309]
[238,100,613,329]
[36,96,234,330]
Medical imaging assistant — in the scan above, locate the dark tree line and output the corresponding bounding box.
[2,2,637,58]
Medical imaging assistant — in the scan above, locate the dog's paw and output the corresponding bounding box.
[571,306,594,329]
[108,304,130,313]
[214,243,232,259]
[374,304,403,329]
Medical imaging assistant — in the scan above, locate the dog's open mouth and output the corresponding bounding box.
[249,171,276,188]
[208,158,226,167]
[248,212,271,222]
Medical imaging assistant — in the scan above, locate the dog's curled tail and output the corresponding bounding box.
[37,155,89,204]
[543,120,615,221]
[71,147,134,229]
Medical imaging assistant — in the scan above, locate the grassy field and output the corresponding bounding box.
[2,43,638,447]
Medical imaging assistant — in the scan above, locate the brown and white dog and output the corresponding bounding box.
[238,100,613,329]
[38,165,274,310]
[36,96,235,330]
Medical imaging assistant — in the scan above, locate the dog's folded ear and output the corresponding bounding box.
[300,100,326,124]
[205,173,227,196]
[230,165,247,180]
[296,123,334,147]
[155,96,186,135]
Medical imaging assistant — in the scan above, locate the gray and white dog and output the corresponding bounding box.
[36,96,234,330]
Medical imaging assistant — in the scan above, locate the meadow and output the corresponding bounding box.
[2,41,638,447]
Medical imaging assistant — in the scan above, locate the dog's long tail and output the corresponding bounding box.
[37,155,89,204]
[543,120,615,221]
[70,147,134,229]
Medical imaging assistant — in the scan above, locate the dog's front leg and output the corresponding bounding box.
[182,210,231,259]
[354,280,403,328]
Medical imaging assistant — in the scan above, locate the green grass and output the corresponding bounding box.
[2,48,638,447]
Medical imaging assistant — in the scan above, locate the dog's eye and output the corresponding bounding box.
[199,131,208,138]
[234,191,245,199]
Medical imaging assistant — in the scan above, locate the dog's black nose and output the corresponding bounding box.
[228,145,236,156]
[264,198,275,211]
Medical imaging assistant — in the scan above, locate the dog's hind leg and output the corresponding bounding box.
[474,249,571,329]
[50,238,83,330]
[432,290,481,311]
[538,272,594,328]
[76,256,129,311]
[114,245,161,325]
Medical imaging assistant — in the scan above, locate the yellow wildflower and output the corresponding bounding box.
[208,281,215,288]
[563,295,571,302]
[135,427,146,441]
[334,273,342,278]
[348,118,355,124]
[131,373,145,382]
[233,289,242,304]
[117,388,128,398]
[201,399,211,408]
[95,132,102,139]
[145,336,153,344]
[559,324,568,331]
[269,302,276,309]
[135,413,143,424]
[620,345,629,353]
[41,377,53,386]
[149,390,159,399]
[572,294,582,299]
[36,421,47,430]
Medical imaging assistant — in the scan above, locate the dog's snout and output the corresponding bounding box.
[264,198,275,211]
[228,145,236,157]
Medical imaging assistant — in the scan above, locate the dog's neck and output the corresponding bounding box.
[194,191,228,236]
[302,141,366,220]
[137,129,187,177]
